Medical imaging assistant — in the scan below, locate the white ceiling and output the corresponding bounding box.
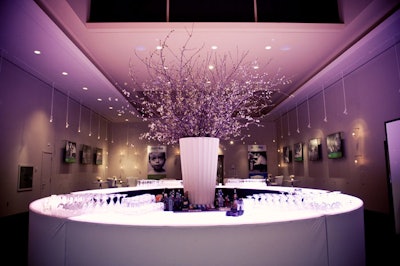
[1,0,400,123]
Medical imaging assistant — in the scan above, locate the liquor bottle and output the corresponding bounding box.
[182,191,190,211]
[163,192,169,211]
[168,190,175,211]
[174,190,182,211]
[217,189,224,208]
[231,189,238,212]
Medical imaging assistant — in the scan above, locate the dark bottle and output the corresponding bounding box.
[174,190,182,211]
[217,189,224,208]
[182,191,190,211]
[163,192,169,211]
[231,189,238,212]
[168,190,175,211]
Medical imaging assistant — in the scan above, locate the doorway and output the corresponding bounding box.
[40,152,53,198]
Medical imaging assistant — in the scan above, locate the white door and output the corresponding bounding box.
[386,118,400,234]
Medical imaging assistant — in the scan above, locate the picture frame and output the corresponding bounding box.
[248,145,268,173]
[308,138,322,161]
[327,132,344,159]
[95,148,103,165]
[81,144,92,164]
[294,142,303,162]
[64,140,77,163]
[18,165,33,191]
[147,145,167,179]
[283,146,292,163]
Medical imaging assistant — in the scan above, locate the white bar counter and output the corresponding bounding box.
[28,186,365,266]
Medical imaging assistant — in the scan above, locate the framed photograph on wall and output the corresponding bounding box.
[248,144,268,174]
[147,145,167,179]
[64,140,77,163]
[308,138,321,161]
[95,148,103,165]
[283,146,292,163]
[294,142,303,162]
[18,165,33,191]
[327,132,344,159]
[81,144,92,164]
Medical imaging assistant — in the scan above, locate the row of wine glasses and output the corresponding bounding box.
[242,191,344,212]
[41,193,164,217]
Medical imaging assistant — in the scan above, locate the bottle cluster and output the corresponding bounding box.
[157,188,244,215]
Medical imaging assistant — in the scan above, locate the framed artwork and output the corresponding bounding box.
[147,145,167,179]
[308,138,321,161]
[64,140,77,163]
[95,148,103,165]
[327,132,344,159]
[294,142,303,162]
[248,145,268,176]
[283,146,292,163]
[81,144,92,164]
[18,165,33,191]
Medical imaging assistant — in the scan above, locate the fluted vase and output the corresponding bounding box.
[179,137,219,205]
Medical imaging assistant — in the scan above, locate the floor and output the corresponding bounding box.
[1,210,399,266]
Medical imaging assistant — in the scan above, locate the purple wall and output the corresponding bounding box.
[1,41,400,217]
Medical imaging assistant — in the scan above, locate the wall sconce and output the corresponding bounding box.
[354,155,362,164]
[352,128,359,138]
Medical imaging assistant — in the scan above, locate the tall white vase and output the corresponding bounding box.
[179,137,219,205]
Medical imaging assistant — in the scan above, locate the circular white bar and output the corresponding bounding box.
[28,186,365,266]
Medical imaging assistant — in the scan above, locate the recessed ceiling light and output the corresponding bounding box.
[34,50,41,55]
[265,45,272,50]
[156,45,162,50]
[211,45,218,50]
[125,118,129,122]
[82,87,88,90]
[97,98,102,101]
[135,45,146,51]
[109,106,113,110]
[208,65,215,70]
[62,72,68,76]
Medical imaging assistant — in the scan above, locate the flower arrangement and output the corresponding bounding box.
[124,29,291,145]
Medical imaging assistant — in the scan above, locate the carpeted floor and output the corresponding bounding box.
[1,210,399,266]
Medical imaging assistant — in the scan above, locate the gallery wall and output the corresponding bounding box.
[0,39,399,217]
[276,42,400,213]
